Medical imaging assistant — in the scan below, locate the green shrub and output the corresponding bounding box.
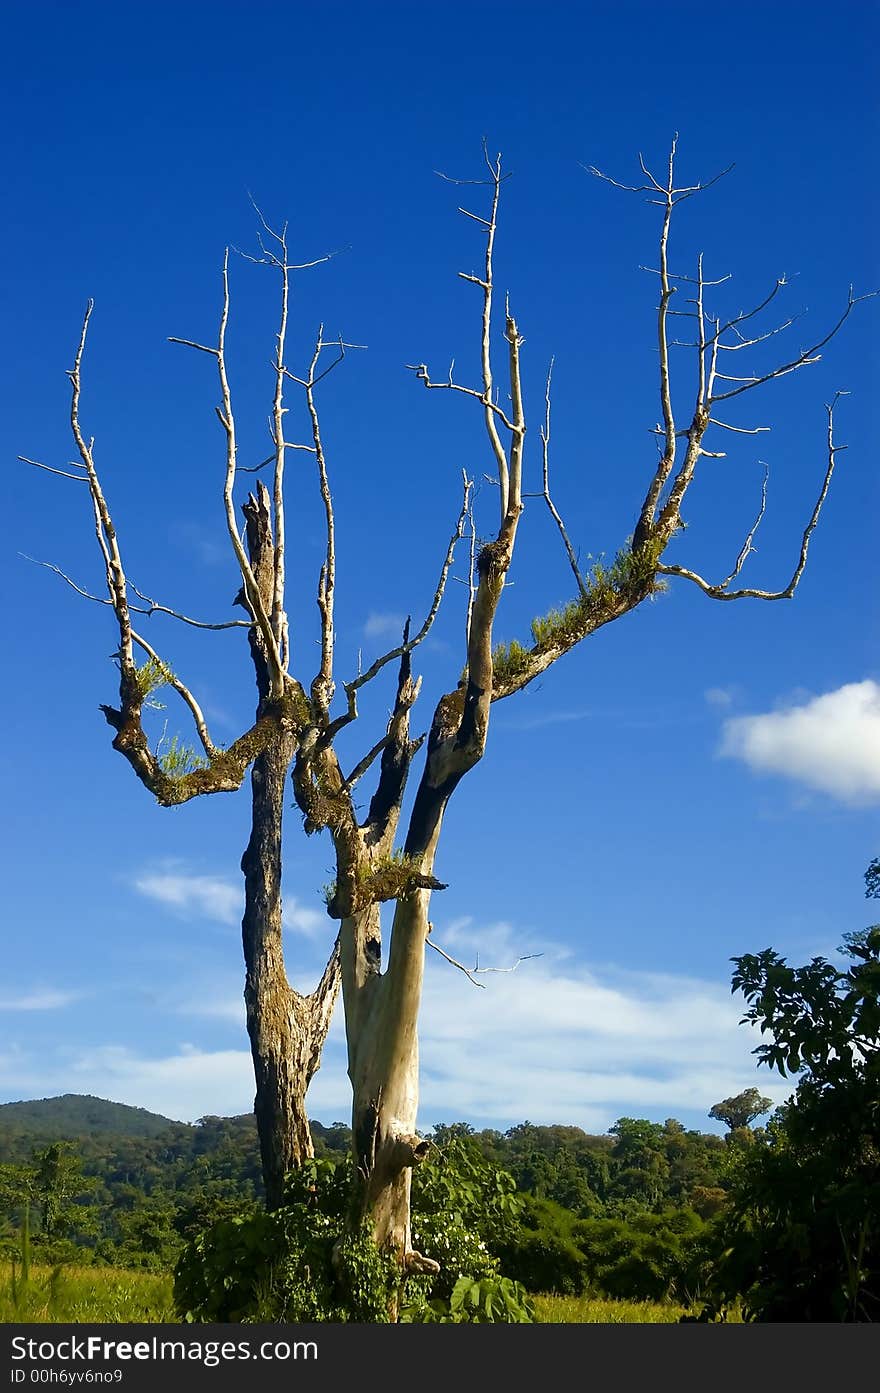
[173,1159,391,1323]
[176,1144,534,1324]
[493,1195,588,1294]
[573,1208,707,1302]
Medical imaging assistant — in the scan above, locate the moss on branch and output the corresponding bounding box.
[491,541,664,686]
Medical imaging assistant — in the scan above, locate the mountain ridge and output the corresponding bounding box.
[0,1094,183,1138]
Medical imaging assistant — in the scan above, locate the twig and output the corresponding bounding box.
[539,358,586,595]
[426,930,485,988]
[20,557,249,630]
[473,952,544,975]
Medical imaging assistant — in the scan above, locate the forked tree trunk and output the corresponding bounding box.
[242,731,339,1209]
[240,484,340,1208]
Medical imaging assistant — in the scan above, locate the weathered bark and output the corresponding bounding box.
[347,878,437,1270]
[242,730,340,1208]
[240,483,340,1207]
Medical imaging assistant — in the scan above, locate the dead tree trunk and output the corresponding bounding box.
[240,483,339,1206]
[242,731,339,1206]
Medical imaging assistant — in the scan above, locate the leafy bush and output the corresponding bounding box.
[695,909,880,1322]
[403,1273,533,1323]
[176,1140,535,1324]
[173,1159,392,1322]
[493,1195,588,1294]
[573,1208,707,1303]
[403,1131,534,1321]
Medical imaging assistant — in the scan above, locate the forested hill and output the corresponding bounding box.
[0,1093,351,1167]
[0,1095,179,1139]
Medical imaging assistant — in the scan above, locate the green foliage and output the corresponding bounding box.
[490,1188,709,1304]
[403,1273,533,1323]
[492,541,664,685]
[0,1144,101,1259]
[176,1144,532,1325]
[0,1100,733,1314]
[574,1208,707,1303]
[99,1199,181,1271]
[133,657,172,702]
[403,1130,534,1322]
[0,1093,179,1139]
[173,1158,389,1323]
[697,883,880,1321]
[490,638,533,684]
[157,733,208,778]
[2,1261,681,1326]
[708,1088,772,1133]
[492,1195,588,1295]
[322,848,424,910]
[412,1128,524,1238]
[9,1203,32,1313]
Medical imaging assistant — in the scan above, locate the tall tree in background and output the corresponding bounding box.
[709,1089,772,1134]
[24,139,870,1274]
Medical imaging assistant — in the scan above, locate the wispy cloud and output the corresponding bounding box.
[704,686,735,708]
[3,917,790,1131]
[410,917,788,1130]
[133,872,241,925]
[283,902,325,937]
[720,680,880,805]
[132,868,326,937]
[0,989,81,1012]
[500,708,594,732]
[168,522,231,568]
[363,611,406,640]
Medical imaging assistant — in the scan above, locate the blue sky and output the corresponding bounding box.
[2,1,878,1136]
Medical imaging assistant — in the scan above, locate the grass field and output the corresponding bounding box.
[1,1263,174,1323]
[533,1293,687,1322]
[2,1263,696,1324]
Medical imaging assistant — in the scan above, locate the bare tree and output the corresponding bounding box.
[23,139,870,1283]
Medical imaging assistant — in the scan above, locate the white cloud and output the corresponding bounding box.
[283,901,325,937]
[501,708,594,732]
[0,1044,257,1124]
[0,989,81,1012]
[407,918,788,1129]
[704,686,734,708]
[133,872,241,925]
[177,994,245,1026]
[133,870,324,936]
[363,611,406,640]
[0,920,790,1131]
[720,680,880,805]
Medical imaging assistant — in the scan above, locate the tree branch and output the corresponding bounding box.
[170,252,285,695]
[538,358,586,595]
[657,396,847,601]
[428,146,510,521]
[425,928,485,988]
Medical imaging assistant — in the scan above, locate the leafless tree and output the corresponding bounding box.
[23,138,871,1283]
